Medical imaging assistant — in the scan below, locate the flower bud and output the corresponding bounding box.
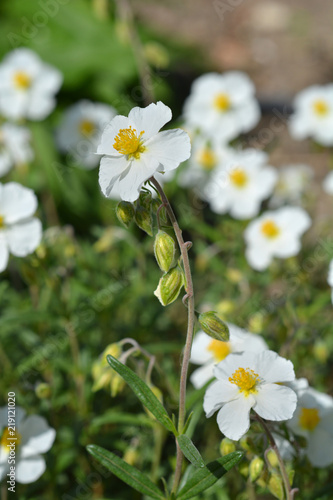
[268,472,284,500]
[154,267,184,306]
[139,190,152,209]
[219,438,236,456]
[92,343,124,395]
[116,201,135,228]
[135,205,153,236]
[198,312,229,341]
[151,199,168,224]
[35,383,51,399]
[154,230,176,272]
[249,456,264,482]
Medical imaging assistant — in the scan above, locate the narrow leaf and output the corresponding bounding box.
[107,355,177,435]
[177,451,244,500]
[177,435,205,468]
[87,444,164,500]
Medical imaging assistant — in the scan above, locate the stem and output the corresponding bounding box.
[256,415,299,500]
[150,177,195,494]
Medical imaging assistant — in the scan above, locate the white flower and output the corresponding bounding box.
[323,171,333,195]
[56,100,117,169]
[269,164,313,208]
[0,406,56,483]
[178,134,232,190]
[287,387,333,467]
[183,72,261,142]
[0,48,62,121]
[0,123,34,177]
[190,324,268,389]
[0,182,42,272]
[203,149,277,219]
[244,206,311,271]
[97,101,191,202]
[204,350,297,441]
[328,260,333,303]
[289,84,333,146]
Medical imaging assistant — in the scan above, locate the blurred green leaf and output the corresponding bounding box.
[177,435,205,468]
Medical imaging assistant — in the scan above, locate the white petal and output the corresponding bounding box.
[323,171,333,195]
[256,350,295,383]
[245,244,272,271]
[98,155,130,198]
[117,153,160,202]
[190,363,215,389]
[0,463,8,481]
[128,101,172,139]
[214,351,258,380]
[0,91,29,121]
[27,93,57,120]
[0,406,26,428]
[216,396,254,440]
[254,384,297,421]
[16,455,46,484]
[33,65,62,94]
[190,330,214,365]
[204,379,240,417]
[306,429,333,467]
[0,182,37,224]
[6,218,42,257]
[20,415,56,456]
[97,115,129,155]
[0,234,9,272]
[145,129,191,172]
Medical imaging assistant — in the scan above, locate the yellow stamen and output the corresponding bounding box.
[13,71,32,90]
[79,120,96,137]
[0,427,21,449]
[230,168,248,188]
[197,148,217,171]
[229,367,260,395]
[214,93,231,112]
[261,219,280,239]
[113,126,146,159]
[313,99,329,117]
[0,215,4,229]
[299,407,320,432]
[207,339,231,362]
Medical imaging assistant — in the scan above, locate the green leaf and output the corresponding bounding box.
[177,435,205,468]
[177,451,243,500]
[106,355,177,435]
[87,445,164,500]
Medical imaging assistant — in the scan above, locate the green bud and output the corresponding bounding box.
[135,205,153,236]
[198,312,229,341]
[151,199,168,224]
[154,267,184,306]
[249,456,264,482]
[139,190,152,209]
[116,201,135,228]
[219,438,236,456]
[268,472,284,500]
[35,383,51,399]
[154,230,176,272]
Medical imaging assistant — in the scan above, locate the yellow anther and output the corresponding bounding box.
[313,99,329,117]
[229,367,260,395]
[261,219,280,239]
[207,339,231,362]
[214,92,231,112]
[13,71,32,90]
[113,126,146,159]
[0,427,22,448]
[0,215,4,229]
[230,168,248,188]
[79,120,95,137]
[299,407,320,431]
[197,148,217,171]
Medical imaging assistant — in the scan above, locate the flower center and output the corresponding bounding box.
[299,407,320,431]
[229,168,248,188]
[13,71,32,90]
[197,148,217,171]
[261,219,280,239]
[229,367,260,395]
[0,427,22,451]
[113,126,146,159]
[79,119,96,137]
[313,99,329,117]
[214,92,231,112]
[0,215,4,229]
[207,339,231,362]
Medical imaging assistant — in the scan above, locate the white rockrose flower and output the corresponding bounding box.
[190,324,268,389]
[183,72,261,142]
[0,182,42,272]
[0,406,56,483]
[203,149,277,219]
[204,350,297,441]
[0,48,62,121]
[289,84,333,146]
[97,101,191,202]
[287,387,333,467]
[244,206,311,271]
[178,134,232,190]
[323,171,333,195]
[0,123,34,177]
[269,164,313,208]
[56,100,117,169]
[328,260,333,303]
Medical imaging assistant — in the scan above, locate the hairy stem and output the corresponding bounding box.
[150,177,195,494]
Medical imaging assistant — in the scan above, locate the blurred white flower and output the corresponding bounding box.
[269,164,313,208]
[0,182,42,272]
[0,48,62,121]
[244,206,311,271]
[287,387,333,467]
[97,101,191,202]
[289,84,333,146]
[328,260,333,303]
[323,171,333,195]
[0,123,34,177]
[203,149,277,219]
[56,100,117,169]
[204,350,297,441]
[183,72,261,143]
[190,325,268,389]
[0,406,56,483]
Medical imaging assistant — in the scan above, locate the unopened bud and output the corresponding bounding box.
[249,456,264,482]
[198,312,229,341]
[154,230,176,272]
[135,205,153,236]
[116,201,134,228]
[219,438,236,456]
[154,267,184,306]
[35,383,51,399]
[268,472,284,500]
[139,190,152,209]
